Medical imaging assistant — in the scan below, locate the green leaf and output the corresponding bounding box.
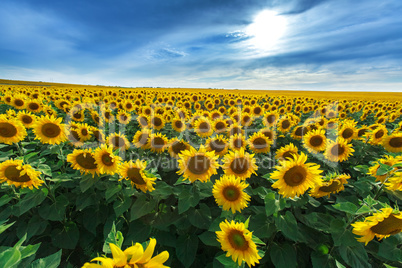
[150,181,173,199]
[303,212,334,233]
[0,195,12,207]
[377,236,402,261]
[270,242,297,268]
[124,221,151,246]
[188,203,211,229]
[199,231,220,247]
[338,244,370,268]
[311,251,336,268]
[103,222,124,254]
[113,198,132,217]
[354,165,369,174]
[376,163,393,176]
[37,164,52,177]
[0,248,21,268]
[31,250,62,268]
[275,211,299,242]
[332,202,358,215]
[215,253,239,268]
[244,216,251,229]
[38,195,69,221]
[12,189,48,216]
[330,219,360,247]
[178,186,200,214]
[356,205,371,215]
[80,174,99,193]
[176,234,198,268]
[251,235,265,246]
[105,184,122,202]
[264,192,277,217]
[51,222,79,249]
[76,192,97,211]
[0,221,15,235]
[174,176,191,186]
[20,243,41,259]
[130,195,156,221]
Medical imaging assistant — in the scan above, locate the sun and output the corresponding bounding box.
[245,10,287,51]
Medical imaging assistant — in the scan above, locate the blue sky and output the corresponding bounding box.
[1,0,402,91]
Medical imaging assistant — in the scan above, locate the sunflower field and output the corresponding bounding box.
[0,83,402,268]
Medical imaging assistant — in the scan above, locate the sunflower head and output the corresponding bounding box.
[67,149,99,177]
[206,135,229,157]
[168,138,191,158]
[106,133,131,151]
[0,159,43,189]
[149,133,168,154]
[247,132,271,154]
[303,128,327,153]
[324,138,354,162]
[119,160,156,193]
[275,143,299,161]
[17,111,37,128]
[271,152,323,198]
[382,132,402,153]
[177,145,219,183]
[0,117,27,145]
[94,145,121,175]
[222,148,258,180]
[309,173,350,198]
[212,175,250,213]
[194,117,214,138]
[33,115,67,145]
[172,117,186,132]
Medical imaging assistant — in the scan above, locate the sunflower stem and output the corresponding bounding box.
[58,144,66,173]
[373,177,389,201]
[15,142,24,157]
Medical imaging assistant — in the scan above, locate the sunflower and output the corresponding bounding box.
[83,238,169,268]
[67,149,99,176]
[212,175,250,213]
[206,135,229,156]
[240,113,253,127]
[275,143,299,161]
[194,117,214,138]
[357,125,370,141]
[277,117,293,133]
[352,208,402,245]
[271,152,323,198]
[229,134,247,151]
[132,128,151,149]
[93,145,121,175]
[32,115,67,145]
[149,114,165,130]
[17,111,37,128]
[213,119,228,134]
[172,117,186,132]
[177,145,219,183]
[119,160,156,192]
[222,148,257,180]
[0,116,27,144]
[106,132,130,151]
[324,138,354,162]
[338,122,357,142]
[91,127,105,144]
[148,133,168,154]
[247,132,271,154]
[70,108,85,122]
[382,133,402,153]
[303,129,327,153]
[168,138,191,158]
[262,111,279,127]
[370,125,388,145]
[216,220,261,267]
[291,125,308,140]
[385,172,402,191]
[259,128,276,143]
[367,155,398,182]
[227,124,244,137]
[11,94,26,109]
[309,173,350,198]
[102,108,115,123]
[76,123,92,142]
[0,159,43,189]
[66,127,84,147]
[117,110,131,125]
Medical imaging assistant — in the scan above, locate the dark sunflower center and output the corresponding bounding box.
[120,115,128,121]
[294,127,306,137]
[223,186,240,201]
[93,131,103,142]
[281,151,295,160]
[0,122,18,137]
[375,130,385,139]
[113,137,126,148]
[174,120,183,129]
[389,137,402,148]
[327,122,336,128]
[4,165,31,182]
[42,123,61,138]
[230,157,250,175]
[127,167,146,185]
[228,230,249,251]
[69,130,80,141]
[233,138,244,148]
[73,112,82,119]
[319,180,342,192]
[14,99,24,107]
[105,112,112,120]
[101,153,114,166]
[267,115,276,124]
[215,122,226,131]
[152,117,162,127]
[81,129,89,136]
[188,155,210,175]
[310,136,323,147]
[342,128,354,139]
[152,137,165,149]
[331,144,345,156]
[358,129,368,137]
[262,130,273,139]
[243,115,251,124]
[281,120,290,129]
[254,107,261,114]
[22,115,33,124]
[29,103,40,110]
[210,140,226,153]
[283,166,307,186]
[76,153,97,169]
[199,122,210,133]
[370,214,402,235]
[230,127,242,136]
[253,137,267,149]
[172,142,187,154]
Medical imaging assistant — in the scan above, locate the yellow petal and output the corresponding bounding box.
[124,243,144,263]
[147,251,169,265]
[109,243,127,266]
[138,238,156,263]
